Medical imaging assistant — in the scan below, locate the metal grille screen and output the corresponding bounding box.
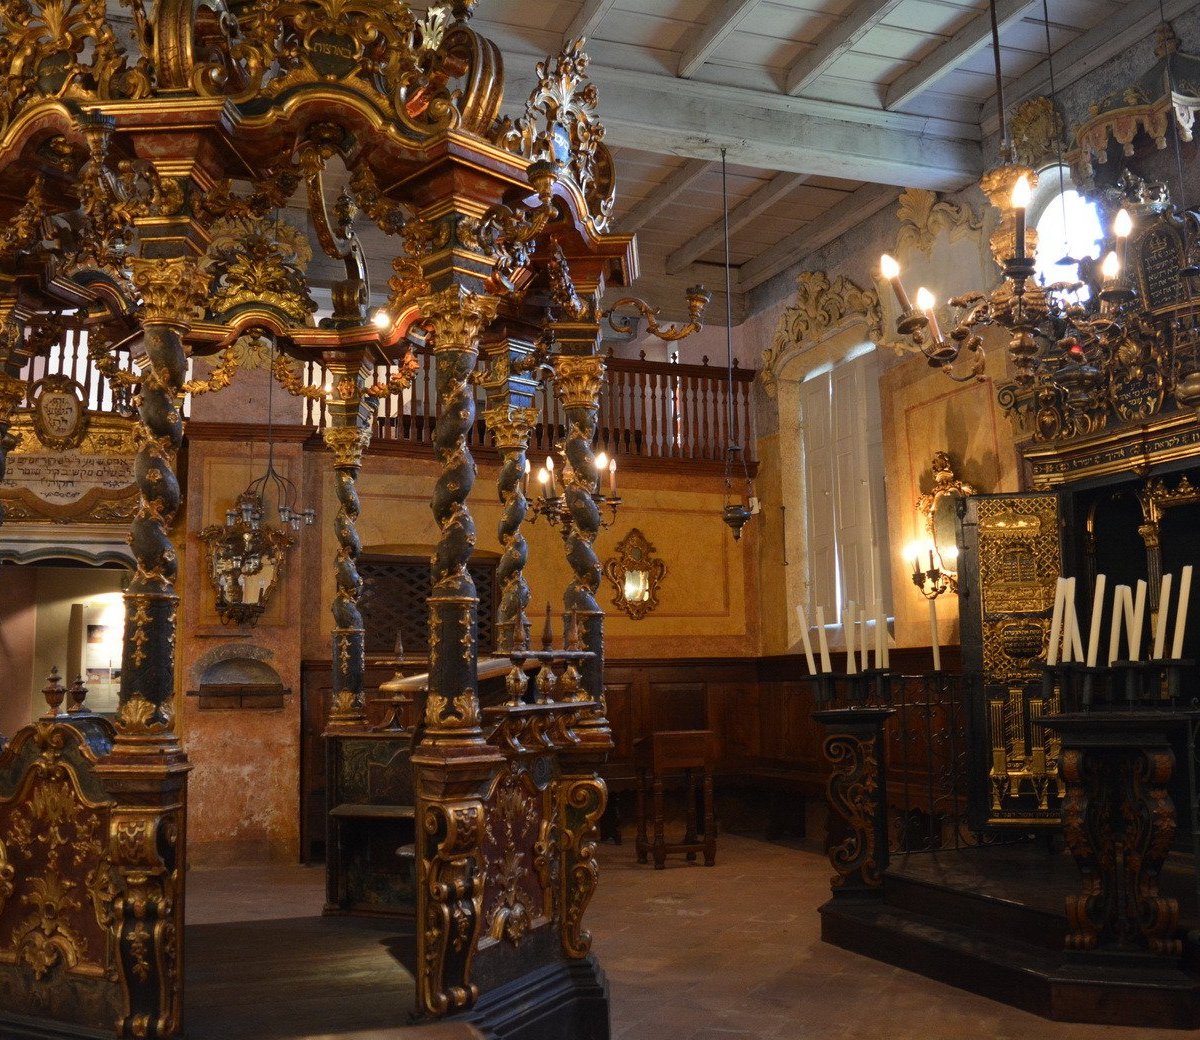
[359,555,497,656]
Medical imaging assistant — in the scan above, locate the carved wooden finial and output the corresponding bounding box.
[42,667,65,717]
[541,602,555,651]
[566,609,582,652]
[68,675,89,714]
[393,627,405,662]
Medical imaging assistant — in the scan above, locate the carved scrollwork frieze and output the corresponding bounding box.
[419,799,485,1016]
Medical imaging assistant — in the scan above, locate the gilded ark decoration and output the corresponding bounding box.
[1011,96,1065,171]
[762,271,882,396]
[959,493,1064,827]
[1072,22,1200,179]
[495,38,616,235]
[603,528,666,621]
[30,376,88,451]
[0,694,122,1030]
[894,188,982,258]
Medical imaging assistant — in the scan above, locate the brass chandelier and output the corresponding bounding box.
[884,0,1200,439]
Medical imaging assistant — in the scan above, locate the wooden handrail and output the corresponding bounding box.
[304,346,758,465]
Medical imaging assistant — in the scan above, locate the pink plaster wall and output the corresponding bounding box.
[0,567,36,737]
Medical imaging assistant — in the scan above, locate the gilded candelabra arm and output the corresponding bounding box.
[603,284,712,342]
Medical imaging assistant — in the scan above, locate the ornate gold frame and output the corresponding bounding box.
[603,528,666,621]
[915,452,976,591]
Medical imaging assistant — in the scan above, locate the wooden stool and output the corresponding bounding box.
[634,730,716,869]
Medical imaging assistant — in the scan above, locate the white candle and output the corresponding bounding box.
[1153,573,1173,660]
[1066,577,1085,663]
[1172,565,1193,659]
[929,597,941,672]
[845,601,857,675]
[1129,579,1148,661]
[1086,574,1106,668]
[875,600,885,670]
[796,605,817,676]
[816,607,832,673]
[1108,585,1127,665]
[860,609,870,672]
[1047,577,1066,667]
[1120,585,1136,661]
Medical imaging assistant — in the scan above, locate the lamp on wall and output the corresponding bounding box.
[717,148,758,541]
[200,344,315,626]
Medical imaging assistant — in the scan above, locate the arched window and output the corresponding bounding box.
[1031,166,1104,297]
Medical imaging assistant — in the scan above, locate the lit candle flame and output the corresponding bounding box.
[1011,175,1032,209]
[880,253,901,280]
[915,287,936,312]
[1101,250,1121,280]
[1114,208,1133,239]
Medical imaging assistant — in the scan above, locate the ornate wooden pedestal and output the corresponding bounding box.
[1040,712,1185,961]
[634,730,716,869]
[813,707,895,897]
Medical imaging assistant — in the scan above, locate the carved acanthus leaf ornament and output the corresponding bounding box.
[895,188,982,257]
[762,271,882,396]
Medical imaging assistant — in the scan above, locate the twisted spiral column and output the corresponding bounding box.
[550,352,612,961]
[553,353,607,704]
[323,422,372,728]
[481,404,538,652]
[119,257,202,751]
[418,287,498,737]
[94,257,201,1040]
[412,287,502,1018]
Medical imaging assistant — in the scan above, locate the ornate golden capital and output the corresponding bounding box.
[553,354,605,409]
[322,425,372,467]
[481,405,538,450]
[0,372,25,424]
[418,287,499,355]
[129,256,204,327]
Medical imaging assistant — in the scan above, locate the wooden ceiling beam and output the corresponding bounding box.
[565,0,621,44]
[737,183,900,293]
[785,0,908,96]
[678,0,763,79]
[555,61,982,189]
[884,0,1038,111]
[619,159,715,234]
[666,172,811,276]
